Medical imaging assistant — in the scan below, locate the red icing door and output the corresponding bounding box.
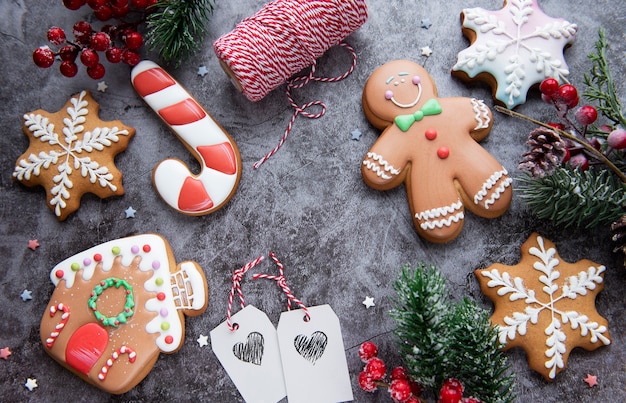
[65,322,108,375]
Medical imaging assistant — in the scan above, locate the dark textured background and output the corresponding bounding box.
[1,0,625,401]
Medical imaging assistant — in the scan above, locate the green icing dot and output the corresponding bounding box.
[161,322,170,331]
[155,277,164,286]
[70,262,80,271]
[112,246,121,255]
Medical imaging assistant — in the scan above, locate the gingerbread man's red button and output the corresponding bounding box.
[437,147,450,159]
[425,128,437,140]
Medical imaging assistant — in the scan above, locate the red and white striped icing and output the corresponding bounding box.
[131,60,240,215]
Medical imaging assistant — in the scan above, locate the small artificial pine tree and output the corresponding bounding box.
[146,0,215,67]
[390,263,516,403]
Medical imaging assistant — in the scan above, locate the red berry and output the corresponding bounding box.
[358,341,378,363]
[59,61,78,77]
[122,49,141,66]
[105,47,123,63]
[94,5,113,21]
[406,397,421,403]
[47,27,66,45]
[546,122,565,131]
[87,0,107,9]
[442,378,464,394]
[561,147,571,164]
[568,153,589,171]
[90,32,111,52]
[58,45,78,61]
[556,84,578,108]
[33,46,55,68]
[87,63,106,79]
[391,366,409,381]
[131,0,149,7]
[124,31,143,50]
[607,128,626,150]
[439,387,463,403]
[80,48,99,67]
[73,21,93,44]
[389,379,413,402]
[63,0,86,10]
[358,371,377,392]
[364,357,386,381]
[574,105,598,125]
[539,78,559,96]
[111,2,131,18]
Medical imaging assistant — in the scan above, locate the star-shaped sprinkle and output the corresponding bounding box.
[13,90,135,221]
[420,18,432,29]
[97,81,108,92]
[197,65,208,77]
[351,129,362,140]
[197,334,209,347]
[584,374,598,387]
[20,289,33,302]
[420,46,433,57]
[28,239,40,251]
[452,2,577,108]
[125,206,137,218]
[25,378,38,391]
[475,233,611,381]
[362,296,375,309]
[0,347,11,360]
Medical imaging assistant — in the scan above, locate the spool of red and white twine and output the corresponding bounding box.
[213,0,368,168]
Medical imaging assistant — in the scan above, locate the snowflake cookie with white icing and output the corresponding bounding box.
[361,60,512,243]
[475,233,611,381]
[13,90,134,220]
[452,0,577,109]
[40,234,208,394]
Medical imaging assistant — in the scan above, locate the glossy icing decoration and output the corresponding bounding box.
[361,60,513,243]
[41,234,208,394]
[452,0,578,109]
[131,60,241,216]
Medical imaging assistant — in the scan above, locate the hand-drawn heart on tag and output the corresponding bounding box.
[233,331,264,365]
[294,331,328,365]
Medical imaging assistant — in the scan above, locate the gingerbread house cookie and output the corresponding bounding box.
[40,234,208,394]
[361,60,512,243]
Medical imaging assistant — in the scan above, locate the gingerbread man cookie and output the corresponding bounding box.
[452,0,577,109]
[40,234,208,394]
[13,91,134,221]
[475,233,611,381]
[361,60,512,243]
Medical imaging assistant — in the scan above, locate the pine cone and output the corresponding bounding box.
[611,214,626,267]
[519,127,568,178]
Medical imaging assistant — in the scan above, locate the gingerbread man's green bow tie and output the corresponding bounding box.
[394,98,443,132]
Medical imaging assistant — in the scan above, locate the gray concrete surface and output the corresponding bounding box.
[1,0,625,401]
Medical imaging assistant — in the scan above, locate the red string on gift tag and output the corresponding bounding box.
[252,252,310,321]
[252,43,358,169]
[226,255,265,331]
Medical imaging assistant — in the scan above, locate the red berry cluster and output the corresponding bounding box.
[537,78,617,170]
[32,0,157,79]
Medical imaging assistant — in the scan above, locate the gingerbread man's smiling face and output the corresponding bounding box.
[363,60,438,129]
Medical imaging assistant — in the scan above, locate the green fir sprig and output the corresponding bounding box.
[390,263,516,403]
[146,0,215,67]
[583,28,626,132]
[517,166,626,228]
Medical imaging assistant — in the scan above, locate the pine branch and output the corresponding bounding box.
[146,0,214,67]
[582,29,626,130]
[449,298,516,403]
[390,263,517,402]
[517,166,626,228]
[390,263,452,389]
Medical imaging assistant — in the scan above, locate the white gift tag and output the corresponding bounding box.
[211,305,287,403]
[276,304,353,403]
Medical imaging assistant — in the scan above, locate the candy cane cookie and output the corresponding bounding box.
[131,60,241,215]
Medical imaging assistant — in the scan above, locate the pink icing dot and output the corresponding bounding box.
[160,308,168,317]
[425,128,437,140]
[83,257,92,266]
[385,90,393,100]
[412,75,421,85]
[131,245,140,254]
[55,270,64,279]
[152,260,161,270]
[437,147,450,159]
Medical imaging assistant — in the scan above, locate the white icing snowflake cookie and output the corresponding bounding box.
[13,90,134,220]
[475,233,611,381]
[452,0,577,109]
